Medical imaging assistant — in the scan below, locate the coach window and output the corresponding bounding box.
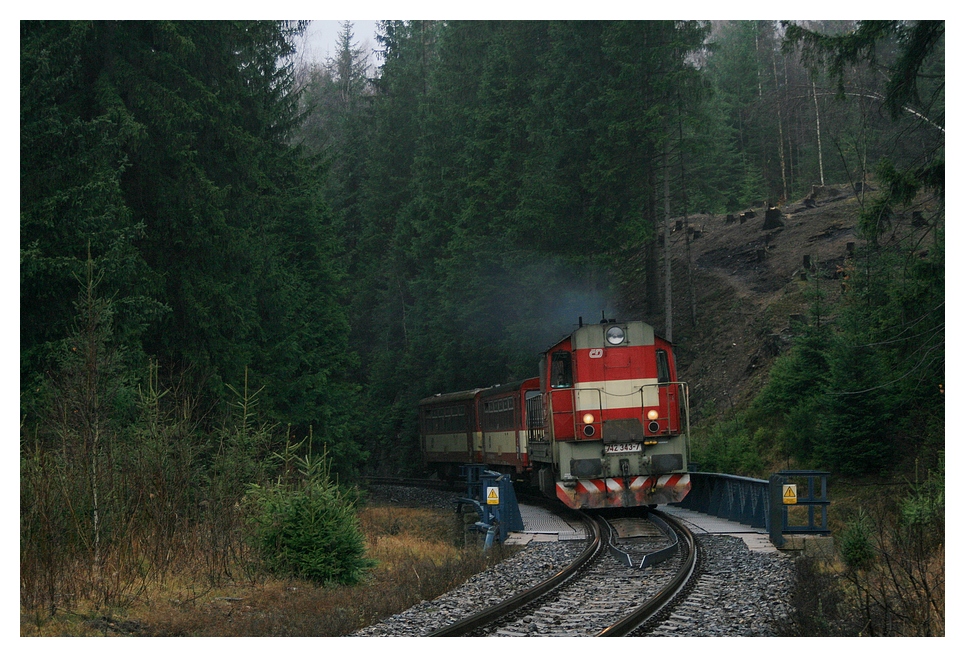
[656,349,671,384]
[551,351,573,388]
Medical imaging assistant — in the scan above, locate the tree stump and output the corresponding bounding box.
[762,207,784,230]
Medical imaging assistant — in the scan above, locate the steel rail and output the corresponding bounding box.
[428,512,603,637]
[597,509,698,637]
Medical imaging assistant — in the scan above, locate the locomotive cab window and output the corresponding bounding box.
[550,351,573,388]
[656,349,671,384]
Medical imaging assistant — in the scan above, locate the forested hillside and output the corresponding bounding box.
[21,20,943,622]
[292,19,944,475]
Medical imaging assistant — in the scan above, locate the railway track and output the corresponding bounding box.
[363,475,463,492]
[429,508,698,637]
[599,511,699,637]
[360,479,792,637]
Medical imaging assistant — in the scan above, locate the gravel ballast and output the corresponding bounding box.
[358,485,795,637]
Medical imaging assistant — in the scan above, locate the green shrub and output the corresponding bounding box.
[840,509,875,571]
[244,441,375,585]
[900,454,944,529]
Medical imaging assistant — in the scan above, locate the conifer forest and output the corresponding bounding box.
[21,21,943,630]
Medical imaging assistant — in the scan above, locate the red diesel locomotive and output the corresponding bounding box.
[419,319,691,509]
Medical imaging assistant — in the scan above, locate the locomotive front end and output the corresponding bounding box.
[532,320,692,509]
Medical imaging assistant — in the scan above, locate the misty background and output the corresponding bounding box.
[295,20,380,66]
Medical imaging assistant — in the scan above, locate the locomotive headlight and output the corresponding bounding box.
[582,413,595,424]
[605,326,626,345]
[647,409,659,420]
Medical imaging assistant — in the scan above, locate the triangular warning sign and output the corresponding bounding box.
[783,484,797,504]
[487,487,499,505]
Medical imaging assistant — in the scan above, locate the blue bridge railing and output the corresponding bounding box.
[676,472,771,528]
[674,470,830,547]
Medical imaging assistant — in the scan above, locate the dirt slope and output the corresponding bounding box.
[642,184,866,421]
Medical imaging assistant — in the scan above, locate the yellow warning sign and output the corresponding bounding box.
[487,486,500,505]
[783,484,797,505]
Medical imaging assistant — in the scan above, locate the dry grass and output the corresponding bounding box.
[21,504,512,637]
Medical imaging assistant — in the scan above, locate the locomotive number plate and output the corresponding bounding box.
[605,443,642,454]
